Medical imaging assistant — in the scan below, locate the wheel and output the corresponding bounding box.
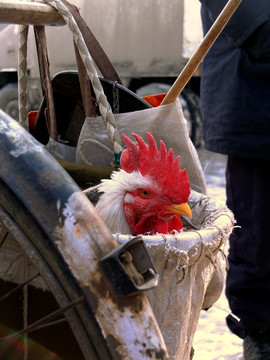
[0,83,19,121]
[0,181,96,359]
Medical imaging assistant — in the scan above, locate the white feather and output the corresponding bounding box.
[95,169,151,234]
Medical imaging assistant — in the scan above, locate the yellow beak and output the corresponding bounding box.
[164,203,192,219]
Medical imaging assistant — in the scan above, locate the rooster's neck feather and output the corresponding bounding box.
[96,169,151,234]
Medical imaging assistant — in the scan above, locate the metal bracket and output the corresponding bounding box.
[99,236,159,298]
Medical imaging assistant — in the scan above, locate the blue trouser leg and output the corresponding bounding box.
[225,156,270,336]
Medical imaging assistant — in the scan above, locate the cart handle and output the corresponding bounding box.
[0,0,65,25]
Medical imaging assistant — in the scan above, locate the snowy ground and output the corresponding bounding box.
[193,149,244,360]
[193,290,243,360]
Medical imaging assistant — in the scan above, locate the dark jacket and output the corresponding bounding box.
[199,0,270,159]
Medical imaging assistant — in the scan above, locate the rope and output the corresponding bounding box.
[43,0,123,164]
[18,25,29,130]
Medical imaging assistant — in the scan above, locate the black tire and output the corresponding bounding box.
[0,83,19,120]
[0,182,93,359]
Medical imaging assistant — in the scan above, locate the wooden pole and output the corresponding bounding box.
[161,0,242,105]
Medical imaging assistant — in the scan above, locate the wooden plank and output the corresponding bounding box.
[34,25,58,140]
[0,0,65,26]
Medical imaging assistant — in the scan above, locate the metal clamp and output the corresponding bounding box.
[99,236,159,298]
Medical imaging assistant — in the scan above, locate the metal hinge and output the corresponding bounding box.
[99,236,159,298]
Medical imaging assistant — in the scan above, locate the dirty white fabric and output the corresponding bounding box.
[75,99,207,194]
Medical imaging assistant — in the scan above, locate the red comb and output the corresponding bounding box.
[120,132,190,203]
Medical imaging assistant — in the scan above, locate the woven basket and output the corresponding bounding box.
[116,190,234,359]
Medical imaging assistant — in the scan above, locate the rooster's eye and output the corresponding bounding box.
[140,189,150,198]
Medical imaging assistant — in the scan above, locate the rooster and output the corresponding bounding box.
[95,132,192,235]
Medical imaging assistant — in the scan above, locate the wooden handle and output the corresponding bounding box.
[161,0,242,105]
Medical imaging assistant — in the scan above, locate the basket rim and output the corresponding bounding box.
[113,191,235,267]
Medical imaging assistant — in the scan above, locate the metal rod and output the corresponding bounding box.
[0,296,84,345]
[0,230,8,247]
[0,274,40,303]
[27,317,66,332]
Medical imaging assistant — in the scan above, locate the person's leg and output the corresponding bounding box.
[225,156,270,357]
